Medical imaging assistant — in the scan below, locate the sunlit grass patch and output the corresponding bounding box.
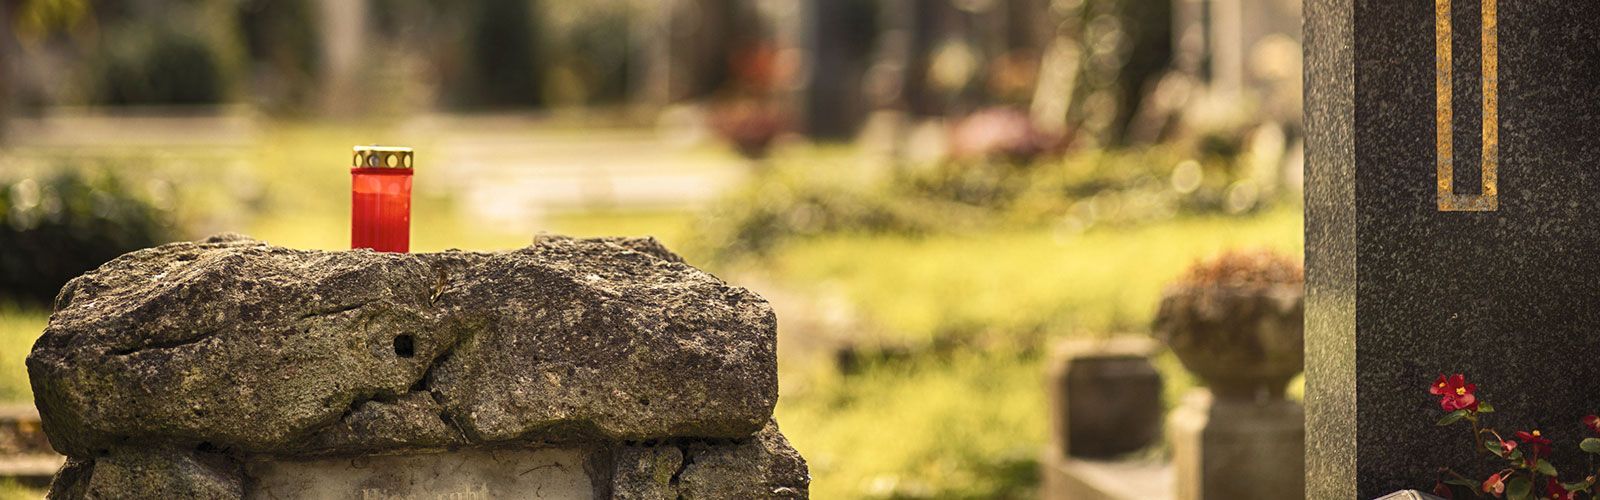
[758,206,1303,346]
[768,207,1302,499]
[0,305,47,403]
[0,479,41,500]
[776,352,1044,499]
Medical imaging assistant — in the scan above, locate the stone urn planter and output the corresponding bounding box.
[1152,250,1304,401]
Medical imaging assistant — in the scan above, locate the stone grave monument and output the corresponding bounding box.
[1308,0,1600,497]
[1039,338,1170,500]
[26,234,809,498]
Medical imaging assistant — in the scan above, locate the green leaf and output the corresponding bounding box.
[1507,476,1532,500]
[1478,402,1495,413]
[1444,477,1480,489]
[1562,480,1592,493]
[1437,409,1469,426]
[1485,438,1507,457]
[1581,437,1600,454]
[1508,448,1524,461]
[1535,459,1557,476]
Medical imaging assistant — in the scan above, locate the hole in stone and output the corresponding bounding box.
[637,397,650,407]
[393,335,415,358]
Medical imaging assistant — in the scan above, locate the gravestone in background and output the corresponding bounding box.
[27,234,808,498]
[1307,0,1600,497]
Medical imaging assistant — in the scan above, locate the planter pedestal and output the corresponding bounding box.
[1169,391,1304,500]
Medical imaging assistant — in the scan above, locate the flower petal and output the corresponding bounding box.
[1431,375,1450,395]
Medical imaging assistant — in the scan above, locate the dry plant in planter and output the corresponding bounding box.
[1152,248,1305,400]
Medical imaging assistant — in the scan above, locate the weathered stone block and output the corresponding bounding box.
[610,421,809,499]
[26,234,807,498]
[63,447,242,499]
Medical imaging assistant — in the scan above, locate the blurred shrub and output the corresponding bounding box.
[693,163,986,259]
[547,4,632,105]
[0,169,176,305]
[947,108,1070,164]
[710,99,788,159]
[1174,247,1304,287]
[697,145,1283,261]
[91,25,234,106]
[91,23,236,106]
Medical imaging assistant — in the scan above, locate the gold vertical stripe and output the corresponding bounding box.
[1436,0,1454,210]
[1436,0,1498,212]
[1480,0,1498,210]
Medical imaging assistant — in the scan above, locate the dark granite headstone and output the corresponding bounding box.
[1308,0,1600,497]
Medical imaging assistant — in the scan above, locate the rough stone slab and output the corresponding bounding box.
[28,234,777,458]
[52,447,242,499]
[44,420,808,499]
[611,421,810,499]
[244,448,595,499]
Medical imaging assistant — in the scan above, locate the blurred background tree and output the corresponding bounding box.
[462,0,545,109]
[236,0,322,115]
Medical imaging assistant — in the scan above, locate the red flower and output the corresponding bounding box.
[1517,429,1554,463]
[1430,374,1480,412]
[1429,374,1452,396]
[1545,477,1576,500]
[1483,471,1509,495]
[1496,438,1518,455]
[1584,414,1600,435]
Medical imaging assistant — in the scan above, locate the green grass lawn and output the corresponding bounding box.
[756,207,1303,345]
[766,207,1302,499]
[0,306,42,403]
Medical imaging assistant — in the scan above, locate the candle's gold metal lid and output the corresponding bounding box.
[352,146,413,169]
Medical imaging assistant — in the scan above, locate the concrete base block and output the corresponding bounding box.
[1040,450,1173,500]
[1169,391,1304,500]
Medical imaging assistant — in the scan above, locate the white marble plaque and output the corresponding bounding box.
[245,448,595,500]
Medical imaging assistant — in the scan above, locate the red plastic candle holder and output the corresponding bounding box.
[350,146,413,253]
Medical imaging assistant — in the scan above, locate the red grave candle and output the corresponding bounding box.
[350,146,413,252]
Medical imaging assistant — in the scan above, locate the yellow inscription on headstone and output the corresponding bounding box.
[1436,0,1498,211]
